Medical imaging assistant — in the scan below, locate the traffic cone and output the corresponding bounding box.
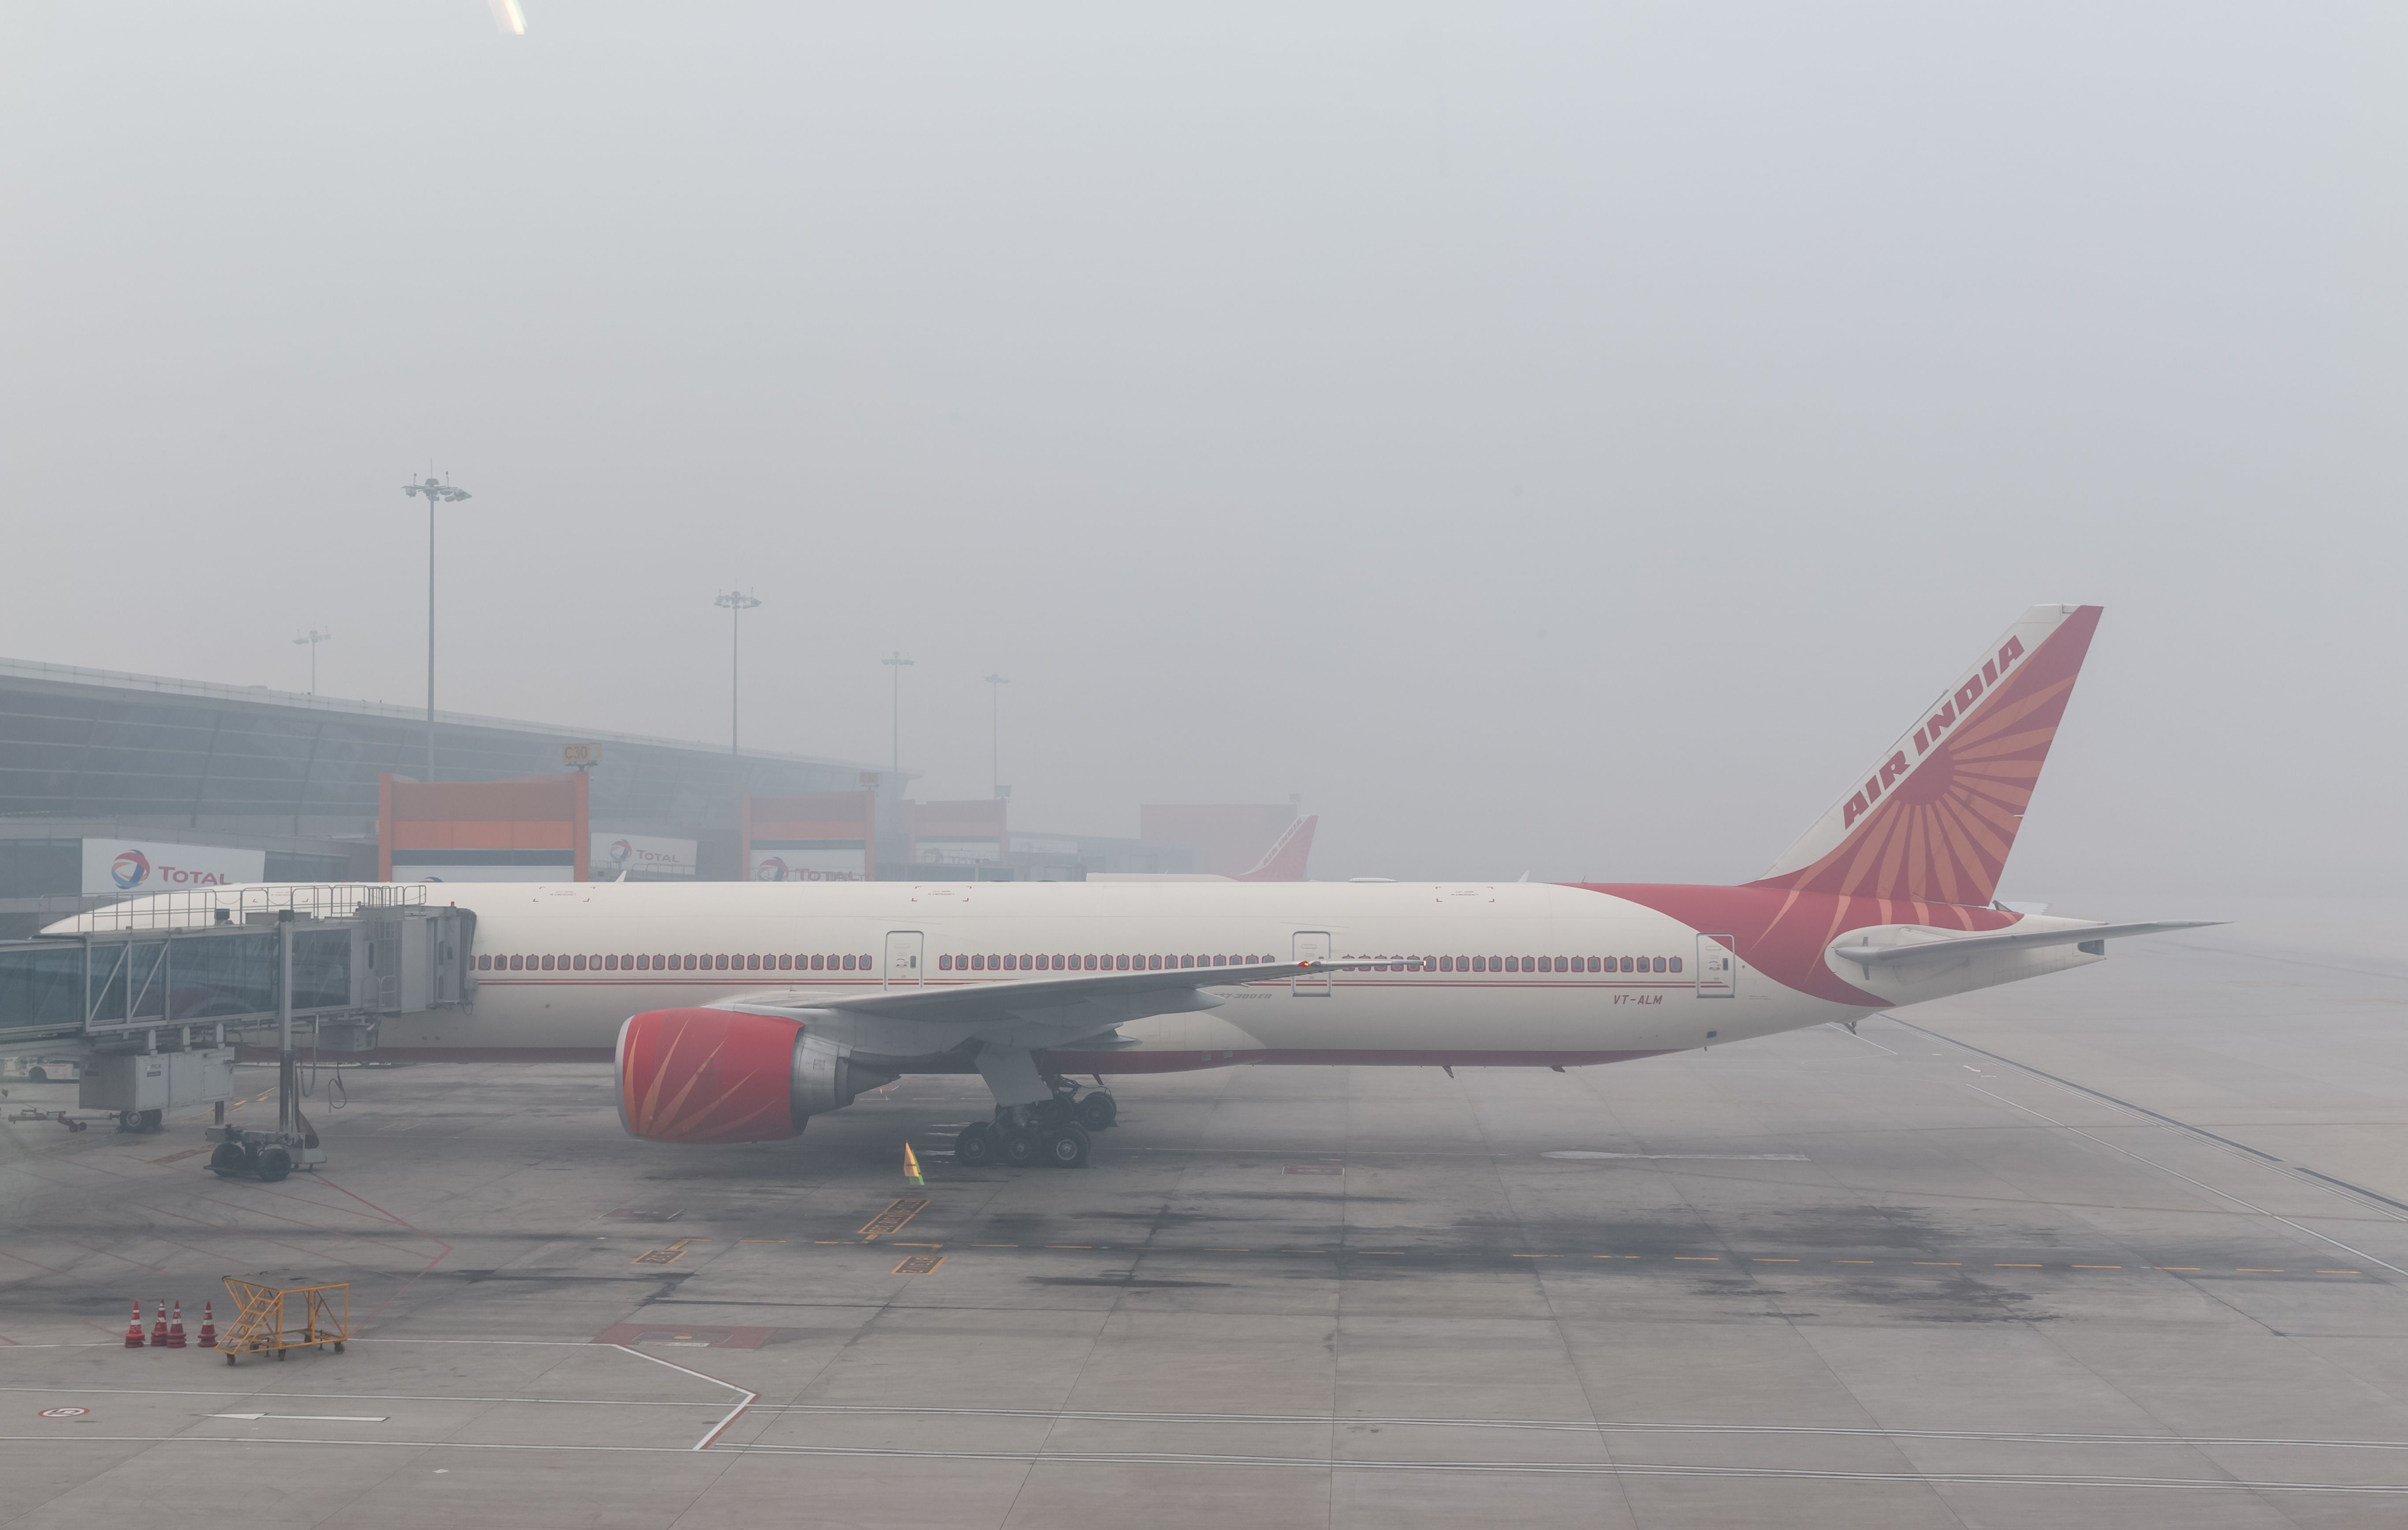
[123,1301,145,1348]
[903,1142,923,1187]
[150,1300,168,1347]
[196,1301,218,1349]
[164,1299,187,1349]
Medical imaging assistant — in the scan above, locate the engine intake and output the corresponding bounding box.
[615,1008,890,1144]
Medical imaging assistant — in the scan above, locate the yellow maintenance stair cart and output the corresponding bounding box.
[218,1277,348,1366]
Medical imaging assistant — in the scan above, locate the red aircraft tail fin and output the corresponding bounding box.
[1747,605,2103,908]
[1232,815,1316,882]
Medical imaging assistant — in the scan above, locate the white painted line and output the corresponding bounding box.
[209,1412,388,1422]
[598,1343,757,1450]
[1961,1085,2408,1277]
[0,1435,2399,1493]
[1543,1152,1809,1162]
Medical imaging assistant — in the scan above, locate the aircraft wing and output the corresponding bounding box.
[1832,920,2223,969]
[712,957,1382,1048]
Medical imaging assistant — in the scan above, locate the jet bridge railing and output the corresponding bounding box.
[0,895,473,1052]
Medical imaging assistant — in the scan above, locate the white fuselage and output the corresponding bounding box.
[380,879,1868,1067]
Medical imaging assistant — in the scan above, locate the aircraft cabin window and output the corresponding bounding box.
[1670,957,1683,972]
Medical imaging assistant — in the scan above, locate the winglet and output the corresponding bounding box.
[1231,815,1316,882]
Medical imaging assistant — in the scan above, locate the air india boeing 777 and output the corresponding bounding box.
[63,604,2207,1168]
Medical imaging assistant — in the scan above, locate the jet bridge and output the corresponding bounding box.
[0,884,476,1147]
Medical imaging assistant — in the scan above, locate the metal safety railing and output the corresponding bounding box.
[51,883,428,935]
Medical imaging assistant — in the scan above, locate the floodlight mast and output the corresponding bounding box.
[400,475,473,780]
[881,652,914,779]
[715,590,762,761]
[293,630,332,694]
[983,673,1009,799]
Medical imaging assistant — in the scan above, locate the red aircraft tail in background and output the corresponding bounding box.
[1232,815,1317,882]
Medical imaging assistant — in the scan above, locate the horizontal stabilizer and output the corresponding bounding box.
[1832,919,2223,969]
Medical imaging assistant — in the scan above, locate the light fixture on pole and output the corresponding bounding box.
[400,474,472,780]
[714,590,761,761]
[293,630,332,694]
[983,673,1009,799]
[880,652,914,779]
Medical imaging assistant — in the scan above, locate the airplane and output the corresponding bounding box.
[61,604,2210,1169]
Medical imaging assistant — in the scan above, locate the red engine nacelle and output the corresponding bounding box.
[615,1008,892,1145]
[616,1008,807,1144]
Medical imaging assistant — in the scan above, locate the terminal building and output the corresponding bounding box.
[0,658,1299,937]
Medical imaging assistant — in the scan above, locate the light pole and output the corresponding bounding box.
[293,629,332,694]
[881,652,914,779]
[715,591,761,761]
[983,673,1009,799]
[400,474,472,780]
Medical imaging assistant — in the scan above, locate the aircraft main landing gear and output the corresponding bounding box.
[952,1116,1092,1169]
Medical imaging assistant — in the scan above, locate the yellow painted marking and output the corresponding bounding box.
[149,1146,212,1165]
[739,1239,785,1243]
[1674,1256,1719,1261]
[1995,1263,2043,1268]
[2319,1270,2362,1276]
[890,1242,943,1248]
[1753,1258,1797,1262]
[858,1198,930,1240]
[2155,1267,2201,1272]
[2073,1265,2121,1269]
[813,1240,857,1245]
[892,1254,945,1276]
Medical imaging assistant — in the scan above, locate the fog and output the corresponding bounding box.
[2,4,2398,897]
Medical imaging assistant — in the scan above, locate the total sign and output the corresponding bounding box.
[591,832,697,878]
[82,839,266,896]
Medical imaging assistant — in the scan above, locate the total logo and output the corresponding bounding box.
[608,839,635,866]
[107,848,239,891]
[753,857,790,881]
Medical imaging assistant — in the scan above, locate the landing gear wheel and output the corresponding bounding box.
[255,1145,293,1183]
[1074,1092,1117,1131]
[1043,1125,1091,1168]
[209,1142,246,1178]
[953,1121,999,1167]
[998,1126,1040,1168]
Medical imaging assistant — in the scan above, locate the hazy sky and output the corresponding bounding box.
[3,4,2399,898]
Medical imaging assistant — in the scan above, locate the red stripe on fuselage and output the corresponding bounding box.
[1575,883,2017,1005]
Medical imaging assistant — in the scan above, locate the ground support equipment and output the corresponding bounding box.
[217,1278,347,1366]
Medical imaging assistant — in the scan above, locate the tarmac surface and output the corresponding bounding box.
[5,915,2408,1527]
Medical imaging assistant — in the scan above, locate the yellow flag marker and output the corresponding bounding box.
[903,1142,924,1187]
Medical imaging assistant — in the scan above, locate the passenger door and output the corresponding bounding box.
[1293,930,1331,997]
[1695,934,1737,999]
[884,931,924,990]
